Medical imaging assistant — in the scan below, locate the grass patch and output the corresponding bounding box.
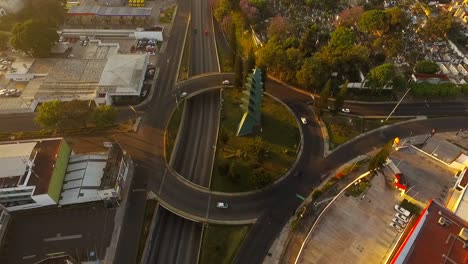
[165,104,185,162]
[215,32,233,72]
[322,113,408,149]
[199,224,250,264]
[346,179,371,197]
[159,5,176,24]
[136,199,157,263]
[178,24,190,81]
[211,89,300,192]
[346,89,397,102]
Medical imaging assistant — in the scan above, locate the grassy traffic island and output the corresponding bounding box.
[211,89,300,192]
[199,224,251,264]
[321,112,410,149]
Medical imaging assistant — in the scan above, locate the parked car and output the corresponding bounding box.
[216,202,228,209]
[394,205,411,217]
[300,117,307,124]
[395,212,409,222]
[392,217,406,227]
[180,91,188,98]
[389,222,403,232]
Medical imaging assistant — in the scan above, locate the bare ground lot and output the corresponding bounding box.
[297,175,402,264]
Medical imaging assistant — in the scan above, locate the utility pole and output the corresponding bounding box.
[129,105,137,122]
[385,86,411,122]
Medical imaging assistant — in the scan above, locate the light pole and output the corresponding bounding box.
[385,86,411,122]
[129,105,137,122]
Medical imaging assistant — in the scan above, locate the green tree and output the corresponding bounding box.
[244,48,256,81]
[234,54,244,88]
[229,25,238,66]
[368,140,393,174]
[93,105,117,127]
[0,32,10,50]
[30,0,67,27]
[60,100,92,128]
[414,60,439,74]
[249,168,272,189]
[357,10,387,36]
[267,15,292,40]
[297,56,329,90]
[11,19,59,57]
[334,80,349,112]
[419,13,453,41]
[315,79,331,116]
[34,100,63,129]
[367,63,395,89]
[213,0,232,22]
[299,24,319,56]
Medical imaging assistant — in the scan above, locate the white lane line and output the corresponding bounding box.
[22,254,36,260]
[43,234,82,242]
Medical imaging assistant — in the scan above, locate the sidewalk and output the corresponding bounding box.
[103,158,135,264]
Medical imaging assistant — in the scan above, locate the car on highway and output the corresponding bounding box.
[395,212,409,222]
[394,205,411,217]
[216,202,228,209]
[389,222,403,232]
[300,117,307,124]
[180,92,188,98]
[222,80,230,85]
[204,30,208,36]
[327,105,335,111]
[341,108,350,113]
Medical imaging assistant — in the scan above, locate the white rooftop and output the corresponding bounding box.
[0,142,37,178]
[99,54,147,95]
[59,153,109,205]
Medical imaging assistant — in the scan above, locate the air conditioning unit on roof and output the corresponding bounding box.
[459,228,468,241]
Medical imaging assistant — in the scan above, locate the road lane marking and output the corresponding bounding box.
[205,195,212,220]
[22,254,36,259]
[158,168,168,195]
[43,234,82,242]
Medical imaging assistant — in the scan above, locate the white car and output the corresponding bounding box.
[222,80,230,85]
[392,217,406,227]
[389,222,403,232]
[216,202,228,209]
[0,65,6,71]
[341,108,350,113]
[180,92,188,98]
[395,212,409,222]
[300,117,307,125]
[394,205,411,217]
[8,89,17,93]
[1,61,11,65]
[327,105,335,111]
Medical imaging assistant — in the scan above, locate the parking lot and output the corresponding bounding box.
[388,147,458,205]
[298,174,404,264]
[0,204,115,264]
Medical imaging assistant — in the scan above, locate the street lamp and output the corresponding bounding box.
[385,86,411,122]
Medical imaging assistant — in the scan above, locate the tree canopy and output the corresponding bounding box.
[34,100,63,129]
[11,19,59,57]
[367,63,395,88]
[419,13,453,41]
[0,32,9,50]
[414,60,439,74]
[93,105,117,127]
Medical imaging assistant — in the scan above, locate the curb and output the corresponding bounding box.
[139,200,160,264]
[325,116,427,157]
[208,89,223,189]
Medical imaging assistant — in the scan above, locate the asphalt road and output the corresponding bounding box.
[145,0,221,261]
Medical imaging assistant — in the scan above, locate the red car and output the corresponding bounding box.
[204,30,208,36]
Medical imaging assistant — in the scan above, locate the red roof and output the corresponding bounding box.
[27,140,62,195]
[413,73,450,81]
[391,200,468,264]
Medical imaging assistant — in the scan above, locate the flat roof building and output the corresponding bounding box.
[391,200,468,264]
[0,139,132,211]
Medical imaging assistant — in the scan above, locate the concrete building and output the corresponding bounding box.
[391,200,468,264]
[0,139,71,211]
[3,39,149,112]
[0,0,24,16]
[0,138,132,211]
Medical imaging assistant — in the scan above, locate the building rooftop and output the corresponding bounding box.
[392,200,468,264]
[27,140,62,195]
[412,73,450,81]
[68,6,152,17]
[98,54,147,94]
[0,142,37,179]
